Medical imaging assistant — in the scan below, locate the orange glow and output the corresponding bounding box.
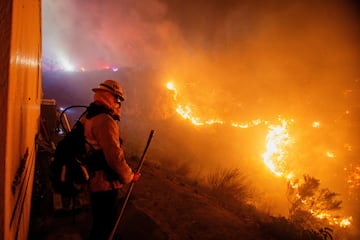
[289,179,353,228]
[176,105,204,126]
[314,212,352,228]
[345,165,360,196]
[326,151,335,158]
[262,119,293,177]
[166,81,268,128]
[312,121,320,128]
[166,81,294,178]
[166,82,177,100]
[339,217,352,228]
[166,81,354,228]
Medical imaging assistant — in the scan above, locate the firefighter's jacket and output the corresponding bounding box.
[82,111,134,192]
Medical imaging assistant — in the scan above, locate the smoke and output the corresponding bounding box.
[43,0,360,231]
[45,0,360,118]
[159,0,360,119]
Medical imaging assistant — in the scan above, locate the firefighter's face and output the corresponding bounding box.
[114,94,122,107]
[113,94,122,109]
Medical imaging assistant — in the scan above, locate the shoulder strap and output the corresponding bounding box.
[82,103,113,153]
[85,102,118,120]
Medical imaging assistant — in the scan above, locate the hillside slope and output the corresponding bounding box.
[124,159,265,240]
[29,147,267,240]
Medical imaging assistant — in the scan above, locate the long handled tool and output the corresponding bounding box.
[108,129,155,240]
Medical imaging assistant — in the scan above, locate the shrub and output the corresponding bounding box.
[287,175,342,230]
[206,168,251,205]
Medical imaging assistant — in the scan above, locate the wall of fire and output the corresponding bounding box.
[0,0,42,239]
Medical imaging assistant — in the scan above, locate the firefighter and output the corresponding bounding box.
[82,79,141,240]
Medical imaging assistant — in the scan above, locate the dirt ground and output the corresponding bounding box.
[28,149,266,240]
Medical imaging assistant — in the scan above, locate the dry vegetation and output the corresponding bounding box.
[127,153,357,240]
[33,69,359,239]
[30,134,359,240]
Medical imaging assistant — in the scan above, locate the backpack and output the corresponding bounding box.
[49,105,90,196]
[49,104,120,196]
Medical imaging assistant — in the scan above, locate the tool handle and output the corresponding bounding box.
[136,129,155,172]
[108,129,155,240]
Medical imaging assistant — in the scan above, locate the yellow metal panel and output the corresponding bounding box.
[3,0,42,239]
[0,1,12,239]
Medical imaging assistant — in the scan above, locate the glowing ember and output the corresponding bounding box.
[231,119,264,128]
[176,105,204,126]
[345,165,360,197]
[166,82,178,100]
[326,151,335,158]
[312,121,320,128]
[314,212,352,228]
[339,217,352,228]
[166,82,176,91]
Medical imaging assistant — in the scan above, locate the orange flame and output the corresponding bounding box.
[262,118,293,177]
[167,81,265,128]
[166,81,352,227]
[314,212,352,228]
[345,165,360,197]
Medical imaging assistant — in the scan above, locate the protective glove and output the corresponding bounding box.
[133,171,141,182]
